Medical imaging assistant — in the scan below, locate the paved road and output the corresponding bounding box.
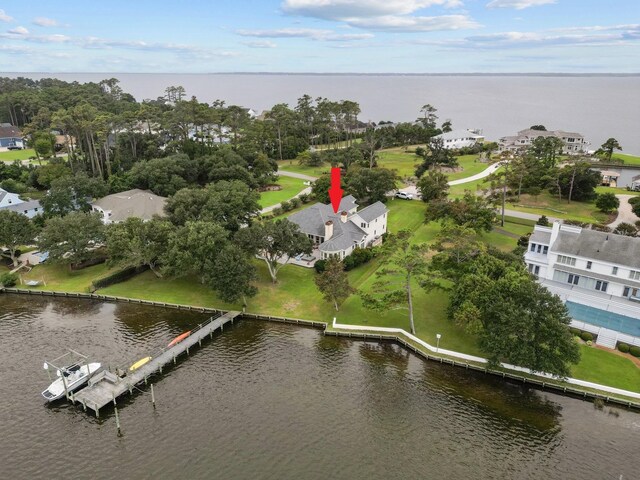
[277,170,318,181]
[608,194,639,228]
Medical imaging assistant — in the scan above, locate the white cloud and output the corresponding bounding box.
[242,40,277,48]
[415,24,640,49]
[348,14,479,31]
[486,0,556,10]
[8,26,29,35]
[32,17,61,27]
[0,9,13,22]
[236,28,374,41]
[282,0,463,19]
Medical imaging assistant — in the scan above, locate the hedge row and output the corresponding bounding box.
[569,327,595,342]
[617,343,640,357]
[90,265,149,292]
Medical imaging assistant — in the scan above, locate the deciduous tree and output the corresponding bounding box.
[0,210,37,266]
[38,212,105,268]
[314,258,354,311]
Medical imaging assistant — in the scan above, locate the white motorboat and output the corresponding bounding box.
[41,362,102,402]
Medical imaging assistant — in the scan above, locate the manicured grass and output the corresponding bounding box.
[612,153,640,166]
[446,155,488,181]
[385,198,426,233]
[448,173,497,198]
[571,345,640,392]
[0,149,36,161]
[595,186,640,196]
[258,176,307,208]
[376,148,421,178]
[276,160,329,178]
[507,192,609,224]
[19,262,119,292]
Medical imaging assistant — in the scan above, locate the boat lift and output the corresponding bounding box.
[43,349,95,401]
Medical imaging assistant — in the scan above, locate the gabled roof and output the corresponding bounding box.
[0,124,21,139]
[91,189,167,222]
[356,202,388,223]
[288,195,358,237]
[320,221,366,252]
[552,228,640,269]
[3,199,41,213]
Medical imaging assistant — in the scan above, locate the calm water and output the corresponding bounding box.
[1,294,639,480]
[8,73,640,154]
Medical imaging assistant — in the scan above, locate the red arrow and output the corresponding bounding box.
[328,167,343,213]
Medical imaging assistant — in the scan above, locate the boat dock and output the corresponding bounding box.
[71,310,241,415]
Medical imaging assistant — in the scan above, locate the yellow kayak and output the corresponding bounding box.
[129,356,152,371]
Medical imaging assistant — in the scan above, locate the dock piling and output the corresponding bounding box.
[114,407,122,436]
[151,383,155,408]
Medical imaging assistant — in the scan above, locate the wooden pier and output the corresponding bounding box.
[71,311,241,415]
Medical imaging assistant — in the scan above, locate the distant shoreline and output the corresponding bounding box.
[4,72,640,77]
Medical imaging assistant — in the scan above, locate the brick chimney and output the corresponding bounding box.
[325,220,334,240]
[340,211,348,223]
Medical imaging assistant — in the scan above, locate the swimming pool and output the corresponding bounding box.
[566,301,640,337]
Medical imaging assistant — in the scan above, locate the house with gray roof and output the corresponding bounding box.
[525,221,640,347]
[0,187,41,218]
[434,129,484,150]
[499,128,589,155]
[288,195,388,261]
[91,189,167,224]
[0,123,24,148]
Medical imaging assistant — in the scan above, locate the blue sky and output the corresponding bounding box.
[0,0,638,73]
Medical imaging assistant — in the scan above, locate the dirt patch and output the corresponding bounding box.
[282,300,300,312]
[258,184,282,192]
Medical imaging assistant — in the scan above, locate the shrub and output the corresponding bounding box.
[580,331,593,342]
[280,200,292,212]
[595,192,620,213]
[314,259,327,273]
[272,207,284,217]
[91,265,148,292]
[343,247,375,271]
[536,215,551,226]
[290,197,302,209]
[628,196,640,206]
[0,272,18,287]
[569,327,581,336]
[618,343,630,353]
[299,193,310,204]
[586,340,593,346]
[590,223,611,233]
[630,346,640,358]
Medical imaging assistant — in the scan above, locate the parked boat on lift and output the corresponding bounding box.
[168,331,191,348]
[129,356,152,371]
[41,362,102,402]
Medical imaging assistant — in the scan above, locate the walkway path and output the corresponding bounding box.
[447,161,504,186]
[608,194,639,228]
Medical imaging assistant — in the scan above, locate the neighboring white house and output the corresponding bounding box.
[288,195,388,261]
[499,129,589,155]
[434,129,484,150]
[525,222,640,345]
[91,189,167,224]
[0,188,41,218]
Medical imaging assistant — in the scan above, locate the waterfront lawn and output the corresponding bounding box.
[612,153,640,166]
[376,147,421,178]
[571,345,640,392]
[506,192,609,224]
[20,262,119,292]
[446,155,488,181]
[0,148,36,162]
[258,176,307,208]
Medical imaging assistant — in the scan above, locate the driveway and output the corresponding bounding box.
[277,170,318,181]
[608,195,639,228]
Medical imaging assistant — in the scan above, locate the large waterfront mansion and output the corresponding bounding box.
[525,222,640,348]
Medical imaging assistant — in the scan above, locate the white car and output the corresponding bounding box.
[395,191,414,200]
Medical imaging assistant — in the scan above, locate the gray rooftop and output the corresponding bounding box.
[530,229,551,245]
[435,129,483,141]
[356,202,388,223]
[91,189,167,222]
[288,195,358,237]
[320,221,366,252]
[2,199,41,213]
[552,228,640,269]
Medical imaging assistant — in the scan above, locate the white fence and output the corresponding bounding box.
[331,318,640,401]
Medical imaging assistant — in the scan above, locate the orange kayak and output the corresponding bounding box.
[168,331,191,348]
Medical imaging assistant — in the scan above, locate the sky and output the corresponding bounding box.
[0,0,638,73]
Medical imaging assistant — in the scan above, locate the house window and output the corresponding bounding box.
[595,280,609,292]
[543,246,548,254]
[530,243,536,252]
[587,261,592,270]
[558,255,576,266]
[537,244,542,253]
[630,270,640,281]
[567,274,579,285]
[612,266,618,275]
[361,222,366,228]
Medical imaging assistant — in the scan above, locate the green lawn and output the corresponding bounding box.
[446,155,489,181]
[19,262,119,292]
[612,153,640,166]
[507,192,609,224]
[258,176,307,208]
[376,148,422,178]
[276,160,329,178]
[595,186,640,197]
[571,345,640,392]
[0,148,36,162]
